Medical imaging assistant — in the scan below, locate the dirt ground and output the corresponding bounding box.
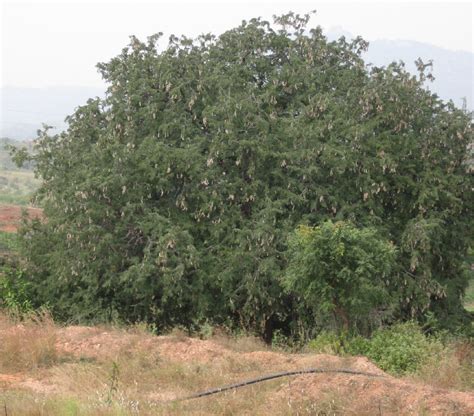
[0,204,43,232]
[1,320,473,415]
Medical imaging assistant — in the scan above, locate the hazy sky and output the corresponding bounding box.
[1,0,472,88]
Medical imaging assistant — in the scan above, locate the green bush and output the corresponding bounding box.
[0,264,33,313]
[343,335,371,356]
[307,331,345,354]
[366,322,442,375]
[307,322,448,376]
[307,331,370,356]
[0,231,20,253]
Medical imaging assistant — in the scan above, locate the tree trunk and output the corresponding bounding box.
[333,300,350,332]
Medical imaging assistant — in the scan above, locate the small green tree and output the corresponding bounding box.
[284,221,396,332]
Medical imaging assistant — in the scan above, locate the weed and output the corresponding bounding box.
[414,340,474,390]
[106,361,120,405]
[0,310,58,371]
[211,327,267,353]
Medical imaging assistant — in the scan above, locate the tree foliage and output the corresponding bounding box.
[284,221,396,332]
[15,12,473,336]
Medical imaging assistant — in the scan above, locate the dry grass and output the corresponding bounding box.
[413,340,474,391]
[0,312,472,415]
[0,314,344,415]
[210,329,268,353]
[0,310,59,372]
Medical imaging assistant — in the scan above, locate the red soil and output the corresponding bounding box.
[0,204,43,232]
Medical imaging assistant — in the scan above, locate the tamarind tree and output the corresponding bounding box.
[15,12,473,336]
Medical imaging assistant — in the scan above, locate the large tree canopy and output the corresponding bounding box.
[17,13,473,337]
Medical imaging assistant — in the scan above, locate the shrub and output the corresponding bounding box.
[307,331,345,354]
[366,322,442,375]
[343,335,371,356]
[0,264,33,313]
[0,231,20,252]
[307,331,370,356]
[306,322,464,379]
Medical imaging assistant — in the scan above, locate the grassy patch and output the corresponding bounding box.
[0,170,39,205]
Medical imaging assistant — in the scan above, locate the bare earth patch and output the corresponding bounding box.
[0,204,42,232]
[0,318,473,415]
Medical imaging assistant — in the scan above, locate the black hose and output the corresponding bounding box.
[173,367,383,402]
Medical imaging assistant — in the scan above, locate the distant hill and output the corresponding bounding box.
[364,39,473,110]
[0,86,105,140]
[327,29,472,110]
[1,38,472,140]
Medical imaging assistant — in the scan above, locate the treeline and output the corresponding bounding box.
[10,13,473,340]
